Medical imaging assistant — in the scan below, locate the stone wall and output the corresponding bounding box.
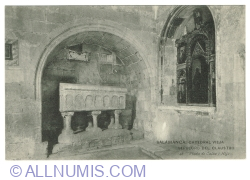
[5,5,245,159]
[155,6,245,157]
[5,6,158,159]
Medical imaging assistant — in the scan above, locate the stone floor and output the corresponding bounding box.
[133,140,240,159]
[49,146,153,160]
[45,128,242,160]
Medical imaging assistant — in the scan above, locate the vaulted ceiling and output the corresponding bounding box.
[47,31,143,68]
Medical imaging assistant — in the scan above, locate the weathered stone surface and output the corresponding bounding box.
[5,6,16,17]
[16,6,46,21]
[5,17,32,32]
[31,21,49,34]
[53,129,132,154]
[47,13,74,24]
[130,129,144,140]
[5,6,245,159]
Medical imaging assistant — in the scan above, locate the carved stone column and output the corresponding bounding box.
[85,121,93,132]
[61,112,74,134]
[108,116,115,129]
[114,110,122,129]
[58,112,74,144]
[86,111,102,132]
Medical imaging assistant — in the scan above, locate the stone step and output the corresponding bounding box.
[52,129,144,156]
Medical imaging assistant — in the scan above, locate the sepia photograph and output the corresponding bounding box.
[5,5,245,161]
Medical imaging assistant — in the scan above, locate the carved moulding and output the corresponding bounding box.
[59,83,127,112]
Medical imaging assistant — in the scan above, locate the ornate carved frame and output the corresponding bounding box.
[175,23,216,106]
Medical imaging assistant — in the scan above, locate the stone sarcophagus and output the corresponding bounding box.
[58,83,127,144]
[59,83,127,112]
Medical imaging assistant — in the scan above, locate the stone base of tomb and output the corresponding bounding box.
[52,129,142,154]
[130,129,144,140]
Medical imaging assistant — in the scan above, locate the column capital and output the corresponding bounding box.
[91,111,102,116]
[61,112,74,118]
[114,110,122,115]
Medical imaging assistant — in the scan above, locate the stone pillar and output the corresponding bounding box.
[108,116,115,129]
[61,112,74,134]
[58,112,74,144]
[86,111,102,132]
[86,121,93,132]
[114,110,122,129]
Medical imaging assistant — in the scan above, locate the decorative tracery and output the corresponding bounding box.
[160,6,216,106]
[175,9,216,106]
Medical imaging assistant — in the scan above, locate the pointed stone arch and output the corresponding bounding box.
[159,5,217,106]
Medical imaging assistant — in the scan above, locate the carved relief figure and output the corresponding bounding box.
[191,59,208,104]
[192,68,202,102]
[178,46,186,64]
[193,9,202,29]
[177,70,186,103]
